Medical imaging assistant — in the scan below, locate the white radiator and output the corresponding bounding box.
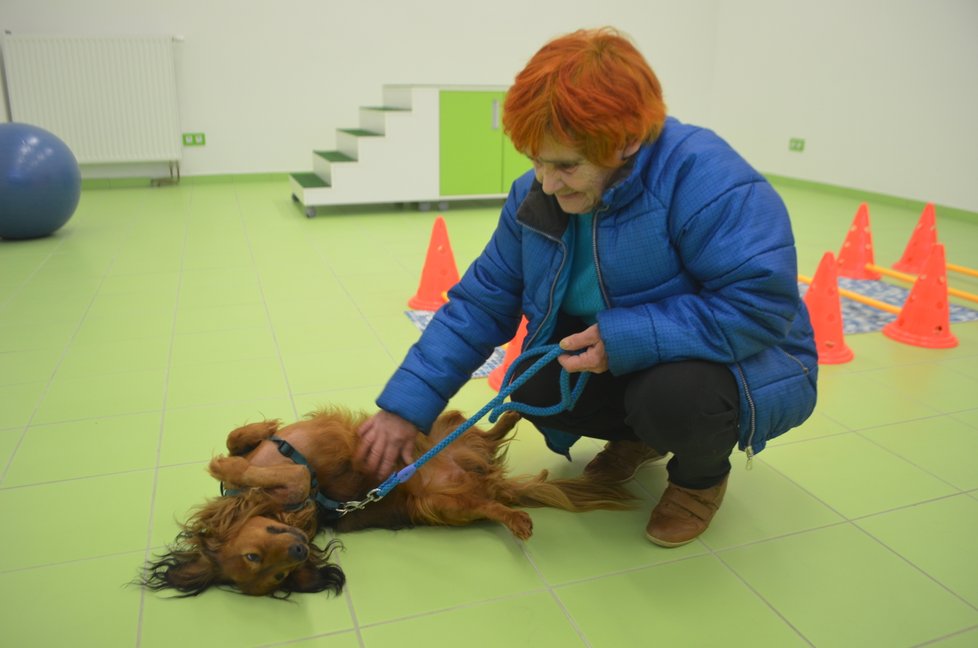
[2,34,181,164]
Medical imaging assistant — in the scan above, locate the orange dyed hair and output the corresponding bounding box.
[503,27,666,168]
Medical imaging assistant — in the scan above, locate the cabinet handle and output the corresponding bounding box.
[491,99,500,130]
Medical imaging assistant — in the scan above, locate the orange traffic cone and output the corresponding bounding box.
[804,252,854,364]
[892,203,937,275]
[883,244,958,348]
[488,316,528,391]
[408,216,460,311]
[836,203,881,280]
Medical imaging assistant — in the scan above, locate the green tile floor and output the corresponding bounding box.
[1,176,977,648]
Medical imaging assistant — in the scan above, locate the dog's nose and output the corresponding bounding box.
[289,543,309,560]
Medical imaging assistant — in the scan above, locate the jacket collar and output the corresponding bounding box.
[515,180,568,239]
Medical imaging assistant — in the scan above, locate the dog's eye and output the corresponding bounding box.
[244,553,261,563]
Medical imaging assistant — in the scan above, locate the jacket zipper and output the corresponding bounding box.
[733,362,757,468]
[592,201,761,468]
[591,204,612,307]
[522,225,569,349]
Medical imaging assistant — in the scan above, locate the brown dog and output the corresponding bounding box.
[142,407,633,597]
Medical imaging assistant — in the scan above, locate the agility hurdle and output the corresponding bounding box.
[798,274,900,315]
[866,264,978,304]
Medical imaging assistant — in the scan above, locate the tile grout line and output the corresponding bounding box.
[513,536,594,648]
[852,427,972,493]
[235,187,301,422]
[134,189,192,648]
[639,460,820,645]
[235,185,369,648]
[853,522,978,613]
[909,624,978,647]
[0,234,81,487]
[636,463,818,645]
[708,450,978,633]
[304,219,409,368]
[331,587,556,637]
[1,217,151,488]
[713,553,816,647]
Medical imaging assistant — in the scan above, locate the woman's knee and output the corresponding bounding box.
[623,361,740,451]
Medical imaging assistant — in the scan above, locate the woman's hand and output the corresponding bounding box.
[355,410,418,480]
[557,323,609,373]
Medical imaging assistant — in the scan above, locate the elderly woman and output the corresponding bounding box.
[357,27,817,546]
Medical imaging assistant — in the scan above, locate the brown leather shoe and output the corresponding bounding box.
[645,475,728,547]
[584,439,665,483]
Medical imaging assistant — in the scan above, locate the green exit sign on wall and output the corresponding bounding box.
[182,132,206,147]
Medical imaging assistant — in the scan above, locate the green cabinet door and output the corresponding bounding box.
[439,90,531,196]
[502,132,531,190]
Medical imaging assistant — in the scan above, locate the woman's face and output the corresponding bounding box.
[529,137,637,214]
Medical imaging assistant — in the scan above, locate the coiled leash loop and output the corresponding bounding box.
[351,343,590,512]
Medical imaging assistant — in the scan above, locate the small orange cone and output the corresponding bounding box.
[883,243,958,348]
[892,203,937,275]
[488,316,528,391]
[804,252,854,364]
[408,216,460,311]
[836,203,881,280]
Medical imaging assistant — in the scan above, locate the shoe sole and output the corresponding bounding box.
[644,531,697,548]
[624,453,667,480]
[583,452,667,483]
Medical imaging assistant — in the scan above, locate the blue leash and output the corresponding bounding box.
[337,343,589,515]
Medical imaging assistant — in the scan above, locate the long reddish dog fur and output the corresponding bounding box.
[142,407,633,597]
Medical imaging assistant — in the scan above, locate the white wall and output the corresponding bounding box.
[711,0,978,211]
[2,0,974,210]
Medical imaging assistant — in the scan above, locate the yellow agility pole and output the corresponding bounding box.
[866,264,978,304]
[798,274,901,315]
[947,263,978,279]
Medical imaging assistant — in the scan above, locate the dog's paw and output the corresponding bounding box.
[507,511,534,540]
[486,410,522,441]
[498,410,521,425]
[226,420,279,455]
[208,455,249,481]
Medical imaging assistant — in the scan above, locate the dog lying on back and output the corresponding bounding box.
[141,407,634,598]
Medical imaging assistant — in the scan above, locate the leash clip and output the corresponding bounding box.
[336,488,383,516]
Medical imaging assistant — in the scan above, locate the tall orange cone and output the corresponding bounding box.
[408,216,460,311]
[836,203,881,280]
[488,316,528,391]
[804,252,854,364]
[883,243,958,348]
[892,203,937,274]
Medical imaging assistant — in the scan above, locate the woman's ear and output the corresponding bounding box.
[623,140,641,159]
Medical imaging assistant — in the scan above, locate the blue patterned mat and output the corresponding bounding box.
[799,278,978,335]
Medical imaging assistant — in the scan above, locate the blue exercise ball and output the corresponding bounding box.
[0,122,82,240]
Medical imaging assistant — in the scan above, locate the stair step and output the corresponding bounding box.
[338,128,383,137]
[362,106,411,112]
[315,150,355,162]
[291,172,330,189]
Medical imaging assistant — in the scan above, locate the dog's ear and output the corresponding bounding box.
[226,420,281,455]
[284,538,345,595]
[142,551,219,597]
[286,561,345,595]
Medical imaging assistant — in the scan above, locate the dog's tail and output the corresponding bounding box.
[506,470,637,511]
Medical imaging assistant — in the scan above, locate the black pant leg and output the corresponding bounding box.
[509,359,635,441]
[624,361,740,489]
[507,312,739,489]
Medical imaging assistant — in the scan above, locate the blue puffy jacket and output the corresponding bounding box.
[378,117,818,458]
